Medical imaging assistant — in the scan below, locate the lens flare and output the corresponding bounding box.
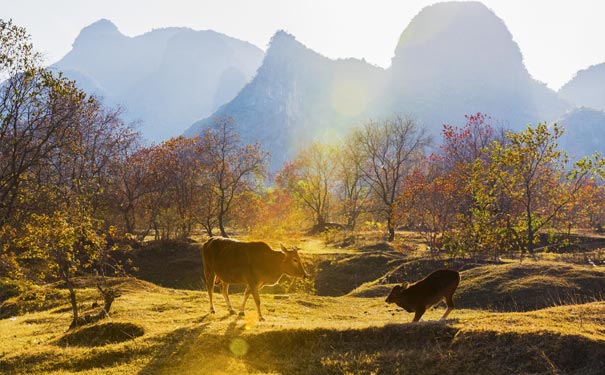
[229,338,249,357]
[330,78,367,117]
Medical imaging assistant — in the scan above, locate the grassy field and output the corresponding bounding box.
[1,238,604,374]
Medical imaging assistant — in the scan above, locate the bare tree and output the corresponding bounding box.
[352,115,431,241]
[336,134,371,230]
[200,117,268,237]
[277,142,337,232]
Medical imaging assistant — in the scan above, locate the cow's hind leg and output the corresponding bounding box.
[441,294,455,321]
[221,282,236,314]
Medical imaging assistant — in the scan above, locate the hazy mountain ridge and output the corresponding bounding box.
[557,108,605,159]
[185,31,385,170]
[559,63,605,112]
[53,4,603,165]
[186,1,584,169]
[53,19,264,142]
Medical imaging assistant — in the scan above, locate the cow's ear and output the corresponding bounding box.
[280,243,290,254]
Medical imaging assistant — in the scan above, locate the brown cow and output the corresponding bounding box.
[385,269,460,322]
[201,237,308,321]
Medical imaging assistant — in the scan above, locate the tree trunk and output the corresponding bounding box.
[387,217,395,242]
[525,199,534,260]
[97,285,120,319]
[66,279,79,330]
[153,222,159,241]
[218,214,228,237]
[122,207,134,234]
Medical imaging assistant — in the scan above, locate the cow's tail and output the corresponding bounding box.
[201,237,214,259]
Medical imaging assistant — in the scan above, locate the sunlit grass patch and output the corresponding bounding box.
[2,282,605,374]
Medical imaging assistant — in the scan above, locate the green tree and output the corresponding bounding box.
[16,208,106,329]
[476,123,604,258]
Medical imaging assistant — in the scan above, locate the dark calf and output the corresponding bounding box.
[385,269,460,322]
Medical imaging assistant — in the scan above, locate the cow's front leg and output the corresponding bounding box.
[239,285,251,316]
[221,282,236,314]
[251,285,265,321]
[412,307,426,322]
[205,274,216,314]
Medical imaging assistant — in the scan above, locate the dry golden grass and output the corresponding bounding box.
[1,273,604,375]
[2,235,605,374]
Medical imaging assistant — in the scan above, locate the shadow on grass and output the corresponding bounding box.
[452,329,605,375]
[141,322,459,375]
[57,322,144,347]
[141,321,605,375]
[0,344,155,374]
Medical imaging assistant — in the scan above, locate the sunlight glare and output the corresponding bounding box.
[244,311,259,330]
[330,78,368,117]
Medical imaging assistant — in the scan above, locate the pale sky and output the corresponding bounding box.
[2,0,604,90]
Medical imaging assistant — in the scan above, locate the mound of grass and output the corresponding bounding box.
[348,257,493,298]
[58,322,144,347]
[0,278,27,303]
[456,261,605,311]
[382,257,495,284]
[0,277,158,320]
[314,252,405,296]
[452,302,605,375]
[0,285,67,319]
[451,328,605,375]
[112,240,204,290]
[234,323,460,375]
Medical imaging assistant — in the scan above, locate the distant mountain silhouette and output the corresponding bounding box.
[557,108,605,160]
[185,31,385,170]
[53,19,263,142]
[185,1,572,170]
[559,63,605,112]
[386,1,567,133]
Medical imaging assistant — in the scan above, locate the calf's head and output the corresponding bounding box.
[385,283,409,304]
[280,244,309,279]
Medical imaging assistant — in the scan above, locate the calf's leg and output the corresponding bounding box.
[412,307,426,322]
[440,294,455,320]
